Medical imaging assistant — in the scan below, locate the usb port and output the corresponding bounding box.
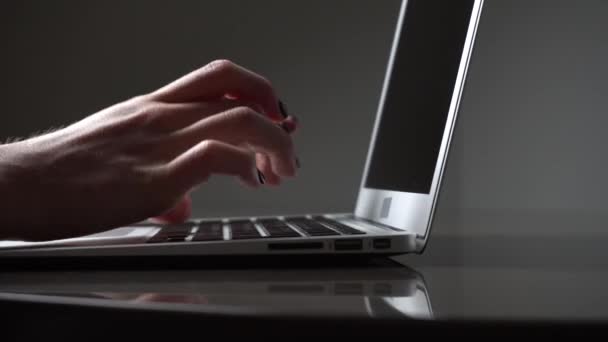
[373,238,391,249]
[334,239,363,251]
[334,283,363,295]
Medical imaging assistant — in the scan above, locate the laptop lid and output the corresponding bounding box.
[355,0,484,251]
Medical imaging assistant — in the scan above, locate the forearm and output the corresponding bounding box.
[0,143,21,240]
[0,60,299,243]
[0,142,45,241]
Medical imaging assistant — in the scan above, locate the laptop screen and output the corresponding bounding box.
[364,0,475,194]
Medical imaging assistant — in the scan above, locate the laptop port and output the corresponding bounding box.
[334,239,363,251]
[268,242,323,250]
[373,238,391,249]
[373,283,392,295]
[334,283,363,295]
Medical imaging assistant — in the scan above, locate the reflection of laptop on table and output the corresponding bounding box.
[0,265,432,319]
[0,0,484,258]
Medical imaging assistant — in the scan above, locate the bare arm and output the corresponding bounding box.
[0,60,299,241]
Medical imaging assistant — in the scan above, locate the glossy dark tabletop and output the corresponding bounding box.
[2,232,608,327]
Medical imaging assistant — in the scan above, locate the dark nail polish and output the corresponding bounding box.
[295,157,301,168]
[257,169,266,184]
[277,121,290,133]
[278,100,289,118]
[289,114,299,125]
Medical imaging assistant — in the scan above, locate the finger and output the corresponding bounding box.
[150,195,192,223]
[256,153,281,186]
[172,106,297,177]
[278,115,300,134]
[145,101,244,132]
[152,98,267,132]
[278,100,300,130]
[151,59,283,121]
[165,140,263,193]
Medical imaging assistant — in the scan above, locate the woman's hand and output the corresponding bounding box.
[0,60,299,241]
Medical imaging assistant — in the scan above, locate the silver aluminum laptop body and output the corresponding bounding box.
[0,0,484,258]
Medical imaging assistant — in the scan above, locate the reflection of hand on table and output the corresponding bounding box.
[93,292,209,305]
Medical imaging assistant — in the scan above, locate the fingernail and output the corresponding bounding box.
[277,121,291,134]
[289,114,299,125]
[295,157,301,169]
[257,169,266,184]
[278,100,289,118]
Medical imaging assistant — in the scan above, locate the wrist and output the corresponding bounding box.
[0,142,34,240]
[0,143,17,188]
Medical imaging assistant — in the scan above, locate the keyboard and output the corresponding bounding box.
[147,217,365,243]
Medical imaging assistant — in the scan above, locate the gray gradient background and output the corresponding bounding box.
[2,0,608,261]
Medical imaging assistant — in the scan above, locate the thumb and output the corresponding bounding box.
[151,195,192,223]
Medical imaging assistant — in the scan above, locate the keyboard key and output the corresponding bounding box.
[147,232,169,243]
[283,216,308,221]
[166,236,187,242]
[193,222,224,241]
[147,232,188,243]
[313,217,366,235]
[160,224,195,237]
[230,220,262,239]
[147,223,194,243]
[256,218,285,226]
[258,220,301,238]
[286,218,339,236]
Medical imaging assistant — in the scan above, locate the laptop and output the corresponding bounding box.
[0,0,484,258]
